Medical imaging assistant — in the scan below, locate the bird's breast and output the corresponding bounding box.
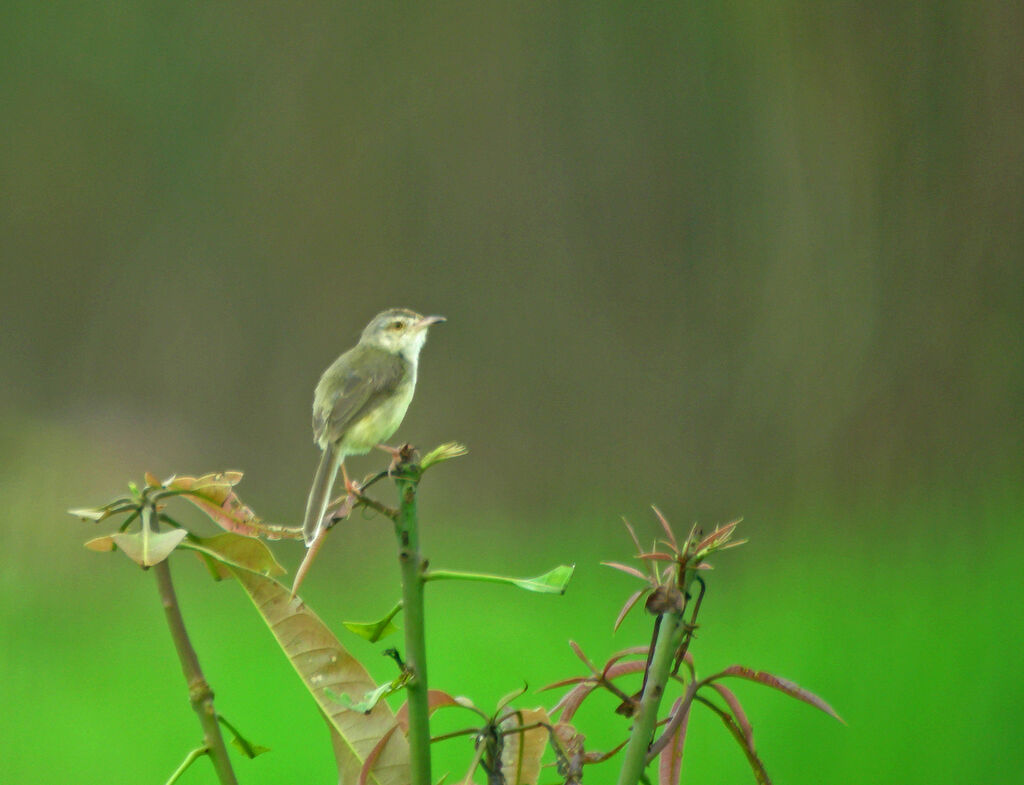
[340,375,416,454]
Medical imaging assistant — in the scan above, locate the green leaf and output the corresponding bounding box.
[420,442,468,471]
[180,532,285,577]
[68,499,135,523]
[344,603,403,643]
[112,525,188,567]
[228,567,411,785]
[328,672,411,714]
[424,564,575,594]
[217,715,270,759]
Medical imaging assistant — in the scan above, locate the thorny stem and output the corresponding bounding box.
[152,507,238,785]
[394,461,432,785]
[614,603,687,785]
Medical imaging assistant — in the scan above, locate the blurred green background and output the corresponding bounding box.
[2,2,1021,783]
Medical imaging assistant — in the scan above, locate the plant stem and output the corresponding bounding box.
[394,467,432,785]
[615,608,686,785]
[153,541,238,785]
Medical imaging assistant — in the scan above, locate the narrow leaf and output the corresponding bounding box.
[425,564,574,594]
[550,682,597,722]
[614,589,648,631]
[500,708,550,785]
[695,695,771,784]
[651,506,678,551]
[228,567,410,785]
[712,666,844,723]
[68,499,135,523]
[706,682,754,749]
[602,562,650,581]
[495,684,529,715]
[657,696,690,785]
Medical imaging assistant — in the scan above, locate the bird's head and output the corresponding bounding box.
[360,308,446,360]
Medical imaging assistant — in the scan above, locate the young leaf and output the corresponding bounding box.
[68,499,135,523]
[420,442,468,470]
[112,528,187,567]
[657,696,691,785]
[694,695,771,785]
[709,666,844,724]
[705,682,754,749]
[84,535,117,552]
[180,533,285,577]
[217,715,270,758]
[614,589,648,631]
[500,708,551,785]
[344,603,403,643]
[424,564,574,594]
[395,690,462,733]
[165,472,264,537]
[329,672,410,715]
[494,684,530,715]
[549,682,597,722]
[228,567,411,785]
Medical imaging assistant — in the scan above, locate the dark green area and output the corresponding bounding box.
[1,2,1021,783]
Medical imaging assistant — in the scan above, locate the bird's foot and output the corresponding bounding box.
[375,443,414,476]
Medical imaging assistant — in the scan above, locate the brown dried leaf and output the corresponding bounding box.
[229,567,410,784]
[500,707,550,785]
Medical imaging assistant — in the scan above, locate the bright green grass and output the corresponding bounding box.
[3,483,1021,784]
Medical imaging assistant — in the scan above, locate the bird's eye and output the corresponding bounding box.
[390,320,405,330]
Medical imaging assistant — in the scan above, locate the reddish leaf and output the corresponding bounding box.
[694,519,742,553]
[621,516,643,555]
[538,675,587,692]
[695,695,771,784]
[551,682,598,722]
[613,589,648,634]
[712,666,844,724]
[568,640,599,674]
[395,690,461,733]
[706,682,754,750]
[165,472,264,537]
[602,561,650,581]
[651,506,678,550]
[602,646,650,672]
[656,696,691,785]
[358,726,399,785]
[603,660,646,682]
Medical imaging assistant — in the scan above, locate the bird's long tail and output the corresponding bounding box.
[303,444,342,545]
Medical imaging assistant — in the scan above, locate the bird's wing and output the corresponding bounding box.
[312,348,409,445]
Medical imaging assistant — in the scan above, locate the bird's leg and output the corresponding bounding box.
[341,462,362,495]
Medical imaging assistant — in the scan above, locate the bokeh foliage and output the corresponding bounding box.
[1,2,1021,783]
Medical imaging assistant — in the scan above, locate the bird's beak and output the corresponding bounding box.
[413,315,446,330]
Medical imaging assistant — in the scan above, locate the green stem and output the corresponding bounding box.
[394,468,432,785]
[615,608,686,785]
[152,506,238,785]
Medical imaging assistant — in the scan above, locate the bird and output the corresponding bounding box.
[301,308,445,545]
